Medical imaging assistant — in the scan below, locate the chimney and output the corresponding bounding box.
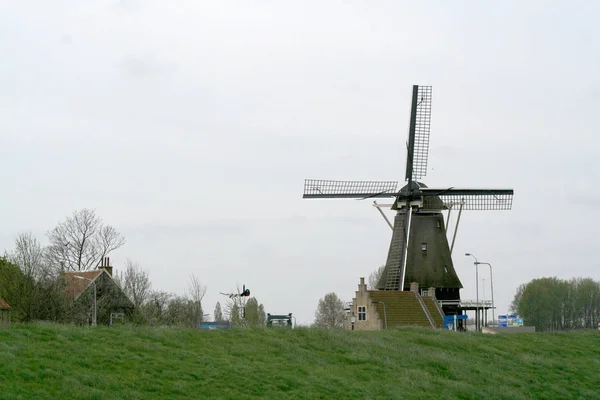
[98,257,113,277]
[410,282,419,292]
[359,277,366,291]
[428,287,436,298]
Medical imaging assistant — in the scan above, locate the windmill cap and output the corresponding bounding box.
[399,181,427,194]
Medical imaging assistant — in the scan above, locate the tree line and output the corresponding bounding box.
[0,208,266,327]
[511,276,600,331]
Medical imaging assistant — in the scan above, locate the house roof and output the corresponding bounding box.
[63,270,103,299]
[0,297,10,310]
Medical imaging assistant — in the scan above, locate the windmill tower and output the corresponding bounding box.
[302,85,514,315]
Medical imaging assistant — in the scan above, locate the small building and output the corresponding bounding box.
[344,277,445,330]
[0,297,11,327]
[63,258,134,326]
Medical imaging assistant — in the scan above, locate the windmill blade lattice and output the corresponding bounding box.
[411,85,433,181]
[303,179,398,199]
[419,188,514,211]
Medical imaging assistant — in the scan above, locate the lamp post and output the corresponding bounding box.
[482,278,486,327]
[465,253,480,331]
[372,301,388,329]
[477,262,495,327]
[350,313,356,331]
[465,253,496,330]
[74,276,97,327]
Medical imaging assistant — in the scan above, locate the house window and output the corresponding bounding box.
[422,289,429,296]
[358,306,366,321]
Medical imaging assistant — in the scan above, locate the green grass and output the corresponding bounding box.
[0,324,598,399]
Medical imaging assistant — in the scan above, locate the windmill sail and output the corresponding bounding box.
[407,85,433,182]
[394,85,433,291]
[303,179,398,199]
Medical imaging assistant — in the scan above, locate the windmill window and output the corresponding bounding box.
[358,306,366,321]
[421,243,427,252]
[444,266,448,273]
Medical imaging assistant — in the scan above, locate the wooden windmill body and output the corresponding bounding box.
[303,85,514,316]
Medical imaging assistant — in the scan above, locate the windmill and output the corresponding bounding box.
[302,85,514,315]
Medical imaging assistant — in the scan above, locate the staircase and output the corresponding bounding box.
[414,292,436,328]
[369,291,434,328]
[421,297,444,328]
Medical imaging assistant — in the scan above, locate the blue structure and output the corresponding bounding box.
[443,314,467,330]
[198,322,231,329]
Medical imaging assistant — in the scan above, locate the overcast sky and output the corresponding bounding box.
[1,0,599,325]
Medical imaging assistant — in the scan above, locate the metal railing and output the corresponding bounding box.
[460,300,493,308]
[437,299,493,308]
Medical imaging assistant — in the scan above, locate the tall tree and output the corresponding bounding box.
[143,290,172,325]
[244,298,267,327]
[244,297,260,326]
[258,303,266,325]
[368,265,385,289]
[511,276,600,331]
[0,256,26,320]
[510,283,525,314]
[214,301,223,322]
[230,303,243,326]
[119,259,152,308]
[314,292,345,329]
[9,232,49,281]
[223,284,250,327]
[7,233,48,321]
[187,274,207,326]
[46,209,125,272]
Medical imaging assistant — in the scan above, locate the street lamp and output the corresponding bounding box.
[372,301,388,329]
[465,253,496,329]
[482,278,486,327]
[74,276,97,327]
[350,313,356,331]
[477,261,495,327]
[465,253,480,331]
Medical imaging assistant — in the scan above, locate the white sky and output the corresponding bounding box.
[1,0,599,325]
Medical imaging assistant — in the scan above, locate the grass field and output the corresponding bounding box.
[0,324,598,399]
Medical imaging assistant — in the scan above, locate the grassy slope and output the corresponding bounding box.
[0,324,598,399]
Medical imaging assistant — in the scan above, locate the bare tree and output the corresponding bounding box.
[143,290,172,325]
[46,209,125,272]
[187,274,207,326]
[9,232,49,281]
[368,265,386,290]
[214,301,223,322]
[258,303,266,325]
[230,302,243,326]
[222,284,249,327]
[119,259,152,308]
[3,236,71,322]
[314,292,345,328]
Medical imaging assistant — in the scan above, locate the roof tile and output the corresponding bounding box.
[0,297,11,310]
[63,270,103,299]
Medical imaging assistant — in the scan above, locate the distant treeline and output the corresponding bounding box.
[511,277,600,331]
